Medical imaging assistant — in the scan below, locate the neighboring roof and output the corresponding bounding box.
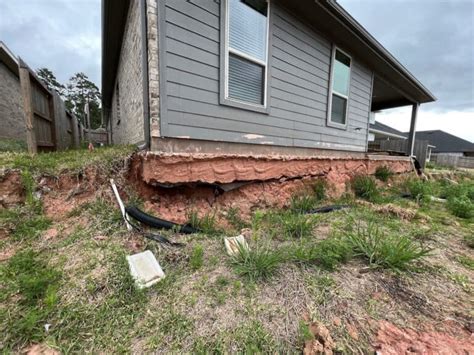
[369,121,407,139]
[101,0,436,110]
[0,41,19,77]
[405,130,474,153]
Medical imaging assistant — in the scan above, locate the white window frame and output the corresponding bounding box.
[221,0,270,112]
[327,46,352,129]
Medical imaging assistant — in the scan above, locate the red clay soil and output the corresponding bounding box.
[374,320,474,354]
[130,152,413,224]
[138,152,411,186]
[0,170,25,208]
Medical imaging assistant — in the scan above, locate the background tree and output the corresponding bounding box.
[65,73,102,129]
[36,68,66,97]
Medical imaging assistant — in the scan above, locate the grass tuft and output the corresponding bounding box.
[313,179,327,201]
[352,175,379,201]
[346,222,431,271]
[374,166,393,182]
[279,212,316,239]
[230,243,282,280]
[187,210,222,236]
[189,244,204,270]
[290,193,317,213]
[225,206,249,231]
[447,197,474,219]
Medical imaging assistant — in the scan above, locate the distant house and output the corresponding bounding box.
[101,0,436,190]
[369,121,406,141]
[411,130,474,158]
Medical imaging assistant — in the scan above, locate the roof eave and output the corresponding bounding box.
[320,0,437,104]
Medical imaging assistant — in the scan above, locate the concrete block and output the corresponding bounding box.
[127,250,165,288]
[224,235,249,256]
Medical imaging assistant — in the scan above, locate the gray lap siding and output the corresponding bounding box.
[158,0,373,152]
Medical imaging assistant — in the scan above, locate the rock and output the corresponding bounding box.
[303,322,335,355]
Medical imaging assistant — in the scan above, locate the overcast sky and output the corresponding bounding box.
[0,0,473,141]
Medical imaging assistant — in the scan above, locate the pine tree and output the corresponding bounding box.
[65,73,102,129]
[36,68,66,97]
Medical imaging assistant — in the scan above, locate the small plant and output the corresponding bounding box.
[346,222,431,271]
[190,244,204,270]
[278,212,316,239]
[225,207,249,231]
[287,237,352,270]
[313,179,327,201]
[230,243,282,280]
[457,255,474,270]
[290,194,317,213]
[352,175,379,201]
[447,196,474,219]
[187,210,221,236]
[374,166,393,182]
[406,178,432,203]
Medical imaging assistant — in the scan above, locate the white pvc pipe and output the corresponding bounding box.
[110,179,133,231]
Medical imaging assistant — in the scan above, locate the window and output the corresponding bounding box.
[223,0,269,109]
[328,48,351,127]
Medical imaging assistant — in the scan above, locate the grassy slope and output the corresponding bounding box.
[0,150,473,353]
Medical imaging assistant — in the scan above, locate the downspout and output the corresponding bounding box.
[140,0,151,149]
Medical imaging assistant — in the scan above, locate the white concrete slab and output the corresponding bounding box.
[126,250,165,289]
[224,235,249,256]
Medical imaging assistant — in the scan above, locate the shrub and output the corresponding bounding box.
[346,222,431,271]
[447,197,474,219]
[313,179,327,201]
[374,166,393,182]
[290,194,317,213]
[278,212,316,239]
[352,175,379,201]
[190,244,204,270]
[230,243,282,280]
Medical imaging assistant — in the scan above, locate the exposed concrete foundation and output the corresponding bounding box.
[130,152,413,224]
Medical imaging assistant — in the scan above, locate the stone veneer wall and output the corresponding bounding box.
[147,0,160,138]
[110,0,145,145]
[0,62,26,142]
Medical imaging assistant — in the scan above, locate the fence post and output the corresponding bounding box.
[18,58,37,154]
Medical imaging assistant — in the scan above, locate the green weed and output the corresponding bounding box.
[346,222,431,271]
[405,178,432,203]
[225,206,249,231]
[278,212,316,239]
[352,175,379,201]
[313,179,327,201]
[290,194,317,213]
[187,210,222,236]
[447,197,474,219]
[190,244,204,270]
[230,243,282,280]
[374,166,393,182]
[287,237,352,271]
[457,255,474,270]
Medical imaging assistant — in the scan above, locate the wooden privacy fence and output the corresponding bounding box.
[370,139,430,168]
[18,58,94,153]
[431,154,474,169]
[19,58,56,153]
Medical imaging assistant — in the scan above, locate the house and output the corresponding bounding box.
[369,121,407,141]
[101,0,436,199]
[0,41,82,151]
[409,130,474,158]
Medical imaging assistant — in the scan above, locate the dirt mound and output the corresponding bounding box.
[0,169,25,208]
[374,320,474,354]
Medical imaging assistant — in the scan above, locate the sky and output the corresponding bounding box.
[0,0,473,141]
